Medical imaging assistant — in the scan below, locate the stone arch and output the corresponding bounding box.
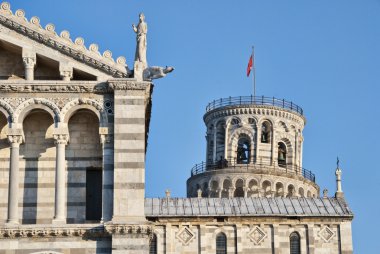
[212,228,229,252]
[15,98,60,124]
[209,178,220,197]
[61,98,108,127]
[0,99,15,124]
[307,190,312,198]
[226,116,241,126]
[228,127,255,160]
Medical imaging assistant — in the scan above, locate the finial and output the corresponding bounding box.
[335,158,344,199]
[165,189,171,198]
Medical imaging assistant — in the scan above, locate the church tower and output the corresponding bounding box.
[187,96,319,198]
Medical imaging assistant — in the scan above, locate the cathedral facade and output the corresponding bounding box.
[0,2,353,254]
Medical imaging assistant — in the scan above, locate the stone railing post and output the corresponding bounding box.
[6,134,23,224]
[52,133,69,224]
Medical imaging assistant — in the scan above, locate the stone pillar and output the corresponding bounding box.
[52,134,69,224]
[335,167,344,198]
[256,124,261,163]
[6,134,23,224]
[22,49,36,81]
[109,79,151,223]
[243,187,249,197]
[212,125,217,162]
[271,129,276,166]
[59,64,73,81]
[224,122,229,159]
[100,131,114,223]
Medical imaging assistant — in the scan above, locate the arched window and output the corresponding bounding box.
[261,121,271,143]
[289,232,300,254]
[149,234,157,254]
[278,142,287,167]
[237,137,250,164]
[216,233,227,254]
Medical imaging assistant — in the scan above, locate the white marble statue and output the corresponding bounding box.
[132,13,147,64]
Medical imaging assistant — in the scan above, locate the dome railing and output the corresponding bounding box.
[206,95,303,116]
[190,157,315,183]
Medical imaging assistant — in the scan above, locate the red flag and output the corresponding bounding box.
[247,54,253,77]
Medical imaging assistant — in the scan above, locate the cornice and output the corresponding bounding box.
[0,2,130,78]
[203,105,306,126]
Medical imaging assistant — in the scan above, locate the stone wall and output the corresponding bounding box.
[151,219,353,254]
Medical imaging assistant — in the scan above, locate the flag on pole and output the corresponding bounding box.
[247,54,253,77]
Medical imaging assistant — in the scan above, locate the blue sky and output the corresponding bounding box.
[9,0,380,252]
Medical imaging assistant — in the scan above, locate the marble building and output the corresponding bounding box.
[0,2,353,254]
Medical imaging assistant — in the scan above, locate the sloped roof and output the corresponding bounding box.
[0,2,129,78]
[145,197,353,218]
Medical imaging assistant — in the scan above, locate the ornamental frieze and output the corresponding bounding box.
[0,83,113,93]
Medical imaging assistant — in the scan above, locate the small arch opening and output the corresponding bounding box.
[234,179,244,197]
[287,185,295,198]
[262,180,272,197]
[247,179,258,197]
[278,142,287,167]
[275,182,284,197]
[236,135,250,164]
[221,180,232,198]
[261,121,272,143]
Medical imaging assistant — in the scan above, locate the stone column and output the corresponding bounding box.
[22,49,36,81]
[224,123,229,159]
[6,134,23,224]
[100,131,114,223]
[243,187,249,197]
[52,134,69,224]
[256,124,261,163]
[213,125,217,162]
[59,64,73,81]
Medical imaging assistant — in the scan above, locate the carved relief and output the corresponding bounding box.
[318,225,335,243]
[0,83,112,93]
[176,226,196,246]
[248,226,267,245]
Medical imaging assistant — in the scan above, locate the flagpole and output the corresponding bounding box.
[252,46,256,100]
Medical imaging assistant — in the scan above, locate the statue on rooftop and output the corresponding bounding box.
[132,13,147,65]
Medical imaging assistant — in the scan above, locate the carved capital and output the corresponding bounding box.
[22,57,36,69]
[53,134,69,145]
[7,135,23,145]
[59,64,73,81]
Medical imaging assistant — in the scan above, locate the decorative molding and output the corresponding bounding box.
[0,83,112,93]
[175,226,196,246]
[0,99,14,121]
[0,226,107,238]
[248,226,267,245]
[318,225,335,243]
[14,98,60,123]
[0,2,130,78]
[60,98,107,125]
[108,80,151,91]
[204,106,305,127]
[104,224,152,235]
